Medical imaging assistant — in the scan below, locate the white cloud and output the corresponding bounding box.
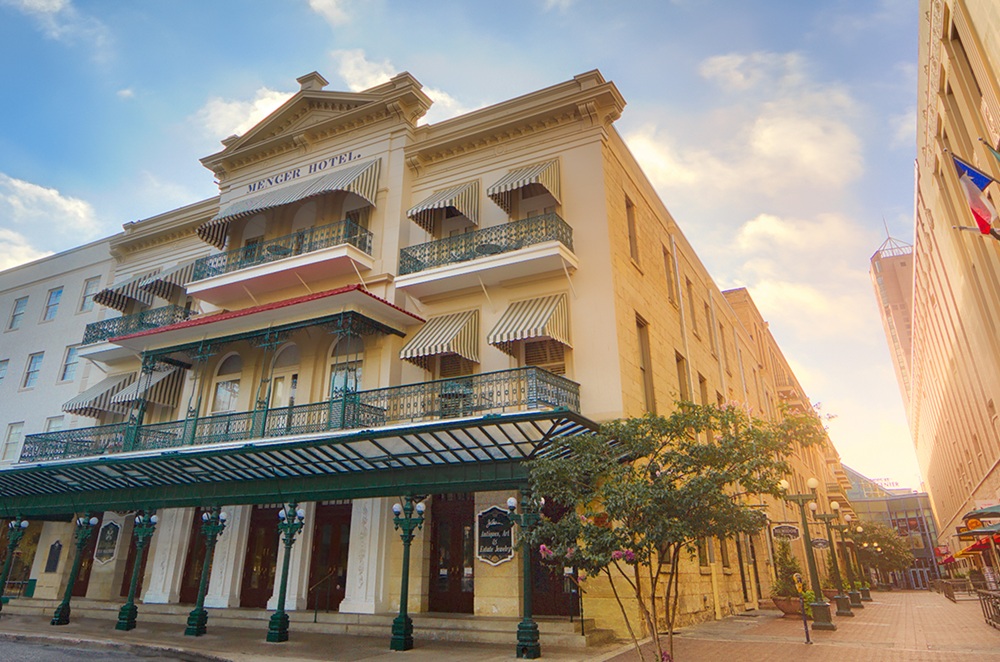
[117,88,134,99]
[3,0,110,57]
[699,52,804,91]
[543,0,575,11]
[0,228,51,271]
[307,0,350,26]
[0,173,100,237]
[888,107,916,149]
[193,87,294,139]
[331,49,395,91]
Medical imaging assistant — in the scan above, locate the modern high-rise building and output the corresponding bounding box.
[869,236,914,408]
[905,0,1000,556]
[0,69,853,647]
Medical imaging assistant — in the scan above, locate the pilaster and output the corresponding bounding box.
[339,497,394,614]
[143,508,194,604]
[267,501,316,611]
[205,504,251,608]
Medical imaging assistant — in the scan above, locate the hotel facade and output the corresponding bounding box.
[0,70,851,646]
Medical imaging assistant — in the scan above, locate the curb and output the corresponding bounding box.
[0,631,231,661]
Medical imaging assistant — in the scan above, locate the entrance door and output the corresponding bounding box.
[71,513,103,597]
[119,523,152,598]
[179,508,207,604]
[268,372,299,433]
[307,503,352,611]
[531,500,579,617]
[240,505,280,608]
[429,494,474,614]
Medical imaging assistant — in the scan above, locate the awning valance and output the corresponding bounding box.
[109,367,185,408]
[62,373,137,418]
[406,180,480,232]
[963,504,1000,521]
[197,158,382,249]
[400,310,479,368]
[93,269,159,312]
[138,261,199,301]
[488,294,570,356]
[487,160,560,214]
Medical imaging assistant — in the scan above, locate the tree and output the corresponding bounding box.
[526,402,827,662]
[854,521,914,576]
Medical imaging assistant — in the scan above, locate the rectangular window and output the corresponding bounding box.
[0,359,7,383]
[2,423,24,462]
[719,323,730,372]
[42,287,63,321]
[22,352,44,388]
[685,279,697,335]
[705,303,714,350]
[60,346,80,382]
[8,297,27,330]
[626,196,639,263]
[636,315,655,413]
[697,538,709,567]
[718,537,731,568]
[79,277,102,312]
[44,416,64,432]
[675,352,690,401]
[523,339,566,376]
[662,246,676,304]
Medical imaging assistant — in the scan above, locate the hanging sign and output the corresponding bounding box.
[772,524,800,540]
[811,538,830,549]
[476,506,514,566]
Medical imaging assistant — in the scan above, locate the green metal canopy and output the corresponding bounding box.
[0,409,596,517]
[963,505,1000,521]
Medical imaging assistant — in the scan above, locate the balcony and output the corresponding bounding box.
[82,305,195,346]
[187,219,375,306]
[19,367,580,463]
[396,213,577,299]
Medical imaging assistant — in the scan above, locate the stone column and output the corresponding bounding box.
[29,521,76,600]
[339,497,395,614]
[267,501,316,611]
[205,505,251,608]
[85,511,130,601]
[143,508,194,604]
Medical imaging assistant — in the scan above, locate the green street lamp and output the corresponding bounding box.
[116,511,159,631]
[507,492,543,659]
[266,503,306,643]
[812,501,852,617]
[185,507,228,637]
[390,496,425,651]
[855,526,872,601]
[51,515,99,626]
[0,516,29,614]
[778,478,835,631]
[830,512,863,609]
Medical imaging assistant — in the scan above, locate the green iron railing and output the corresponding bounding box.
[82,305,194,345]
[19,367,580,463]
[398,213,573,275]
[191,218,373,282]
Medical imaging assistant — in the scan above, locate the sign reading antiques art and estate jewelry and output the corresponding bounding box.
[771,524,800,540]
[476,506,514,566]
[246,150,362,193]
[95,521,121,563]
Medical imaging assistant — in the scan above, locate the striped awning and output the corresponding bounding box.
[109,367,185,408]
[488,294,570,356]
[92,269,160,313]
[138,261,198,301]
[62,373,137,418]
[400,310,479,368]
[487,160,561,214]
[406,180,479,232]
[197,158,382,249]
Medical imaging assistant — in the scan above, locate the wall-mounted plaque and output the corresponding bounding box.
[476,506,514,566]
[94,522,121,564]
[44,541,62,573]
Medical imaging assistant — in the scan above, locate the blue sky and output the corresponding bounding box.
[0,0,921,488]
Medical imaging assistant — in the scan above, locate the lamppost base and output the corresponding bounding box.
[847,591,863,608]
[860,588,872,601]
[809,602,836,631]
[266,611,289,643]
[390,614,413,651]
[51,602,71,626]
[185,608,208,637]
[833,595,854,617]
[516,619,541,659]
[115,602,138,631]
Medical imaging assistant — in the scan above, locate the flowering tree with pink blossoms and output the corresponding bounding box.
[527,402,826,661]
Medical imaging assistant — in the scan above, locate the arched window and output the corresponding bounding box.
[270,344,300,408]
[211,353,243,413]
[329,336,364,398]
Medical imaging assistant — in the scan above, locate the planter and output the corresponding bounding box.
[772,595,804,618]
[821,588,839,601]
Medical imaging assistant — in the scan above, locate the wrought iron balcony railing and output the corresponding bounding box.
[191,218,374,282]
[399,213,573,275]
[19,367,580,463]
[82,305,195,345]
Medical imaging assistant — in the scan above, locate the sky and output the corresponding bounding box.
[0,0,922,488]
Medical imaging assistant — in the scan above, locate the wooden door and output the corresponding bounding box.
[307,503,352,611]
[239,505,279,608]
[531,500,579,617]
[119,524,152,598]
[428,494,474,614]
[71,513,103,597]
[179,508,207,604]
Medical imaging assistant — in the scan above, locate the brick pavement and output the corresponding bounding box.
[0,591,996,661]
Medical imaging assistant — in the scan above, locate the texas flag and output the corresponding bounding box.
[953,155,997,235]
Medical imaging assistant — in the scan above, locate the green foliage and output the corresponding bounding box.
[854,521,914,572]
[771,539,802,598]
[527,402,827,661]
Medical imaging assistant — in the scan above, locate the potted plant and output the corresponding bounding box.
[771,539,808,617]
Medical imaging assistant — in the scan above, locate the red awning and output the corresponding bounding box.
[110,284,422,352]
[940,554,957,564]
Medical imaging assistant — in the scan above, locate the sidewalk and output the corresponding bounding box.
[1,591,997,661]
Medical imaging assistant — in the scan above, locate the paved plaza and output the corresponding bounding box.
[0,590,997,661]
